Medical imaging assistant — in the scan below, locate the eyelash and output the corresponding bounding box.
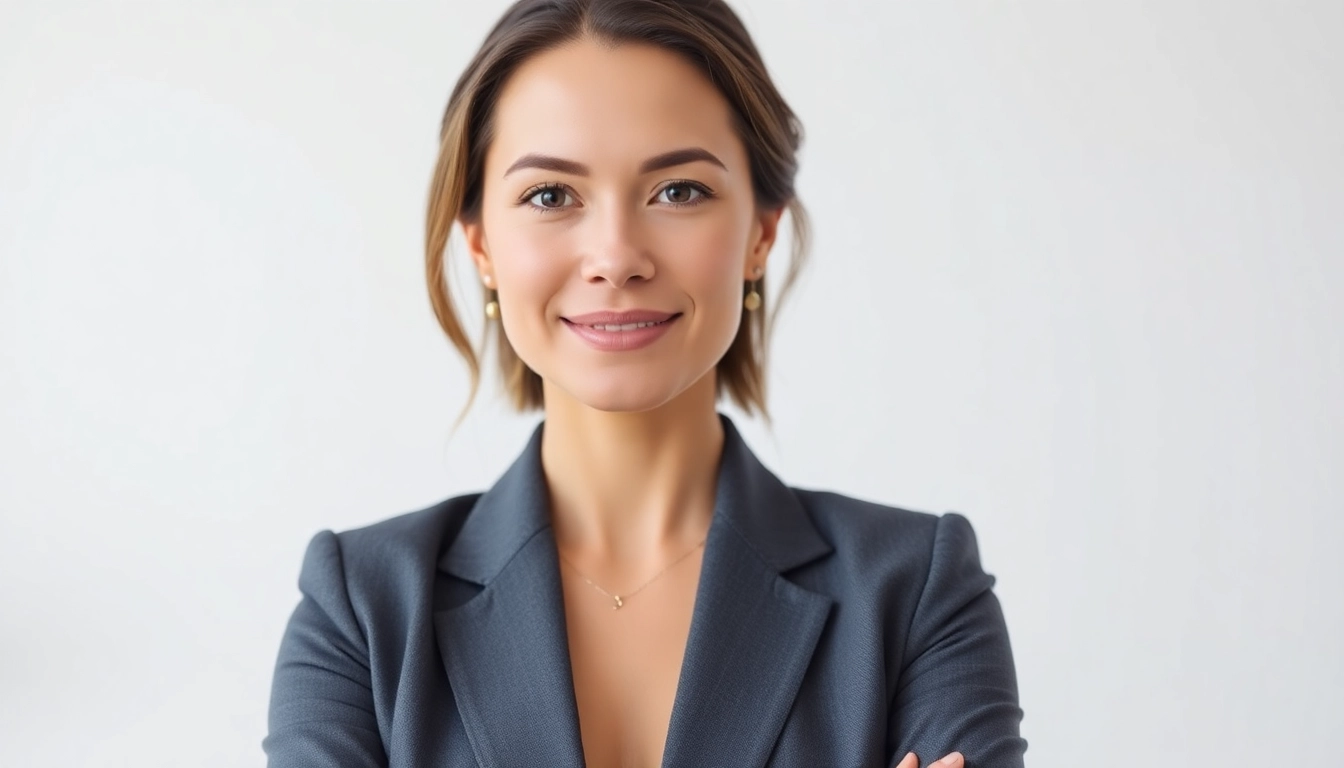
[515,180,716,214]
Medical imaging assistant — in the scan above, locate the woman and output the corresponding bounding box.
[264,1,1027,766]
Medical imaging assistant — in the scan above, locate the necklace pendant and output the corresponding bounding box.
[612,595,623,610]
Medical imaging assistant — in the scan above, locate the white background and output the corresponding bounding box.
[2,1,1341,765]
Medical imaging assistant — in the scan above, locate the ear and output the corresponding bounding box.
[459,218,494,285]
[745,206,785,279]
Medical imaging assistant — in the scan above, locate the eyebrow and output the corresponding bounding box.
[502,147,727,178]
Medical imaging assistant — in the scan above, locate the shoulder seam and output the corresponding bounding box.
[326,529,372,648]
[899,511,943,671]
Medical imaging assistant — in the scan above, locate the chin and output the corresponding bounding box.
[552,372,691,414]
[572,386,681,414]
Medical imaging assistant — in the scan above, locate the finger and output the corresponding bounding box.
[936,752,965,766]
[895,752,918,768]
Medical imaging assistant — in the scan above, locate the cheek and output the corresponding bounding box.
[665,217,749,305]
[484,217,569,305]
[480,222,571,366]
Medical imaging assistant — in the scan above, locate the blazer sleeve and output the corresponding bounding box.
[888,513,1028,767]
[263,530,388,767]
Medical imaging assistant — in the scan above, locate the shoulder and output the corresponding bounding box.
[333,493,482,566]
[793,487,985,559]
[793,487,941,544]
[792,487,945,570]
[787,487,994,603]
[294,493,483,611]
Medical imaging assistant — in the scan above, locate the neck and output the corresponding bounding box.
[539,375,723,561]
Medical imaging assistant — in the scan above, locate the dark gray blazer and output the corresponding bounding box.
[264,414,1027,767]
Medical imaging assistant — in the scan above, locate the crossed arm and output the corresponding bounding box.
[264,531,387,767]
[264,513,1026,767]
[886,512,1028,767]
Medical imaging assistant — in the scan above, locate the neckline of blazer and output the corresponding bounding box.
[438,412,833,584]
[432,412,838,768]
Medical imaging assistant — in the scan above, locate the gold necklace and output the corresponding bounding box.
[557,538,706,610]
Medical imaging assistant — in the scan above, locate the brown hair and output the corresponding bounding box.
[425,0,809,421]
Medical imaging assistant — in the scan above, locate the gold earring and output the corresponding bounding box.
[744,266,763,311]
[743,281,761,312]
[485,290,499,320]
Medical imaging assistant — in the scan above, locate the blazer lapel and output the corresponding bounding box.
[434,421,587,768]
[660,415,835,767]
[433,414,834,768]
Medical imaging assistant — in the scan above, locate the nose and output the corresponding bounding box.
[577,203,655,288]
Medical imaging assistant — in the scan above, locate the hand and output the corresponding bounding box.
[895,750,964,768]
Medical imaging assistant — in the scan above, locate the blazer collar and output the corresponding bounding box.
[439,413,832,582]
[435,413,835,768]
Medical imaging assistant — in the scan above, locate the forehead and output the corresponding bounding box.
[486,39,742,171]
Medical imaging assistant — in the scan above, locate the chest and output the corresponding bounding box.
[559,553,703,768]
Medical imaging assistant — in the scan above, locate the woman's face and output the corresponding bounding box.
[461,39,781,414]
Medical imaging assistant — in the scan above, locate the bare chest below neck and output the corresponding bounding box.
[560,551,704,768]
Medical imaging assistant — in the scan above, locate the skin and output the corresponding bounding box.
[459,36,964,768]
[461,36,772,557]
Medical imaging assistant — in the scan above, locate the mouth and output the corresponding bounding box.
[561,309,681,328]
[560,311,683,351]
[561,316,680,332]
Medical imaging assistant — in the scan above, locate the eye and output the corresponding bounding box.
[655,181,713,207]
[521,183,576,212]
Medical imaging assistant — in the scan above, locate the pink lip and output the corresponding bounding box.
[563,309,677,325]
[561,309,682,352]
